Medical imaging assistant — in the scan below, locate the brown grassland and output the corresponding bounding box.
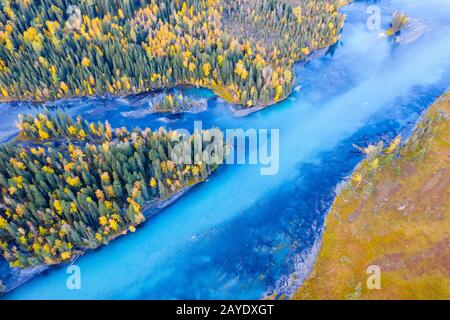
[295,91,450,300]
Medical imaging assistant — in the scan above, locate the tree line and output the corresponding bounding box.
[0,0,345,109]
[0,111,224,268]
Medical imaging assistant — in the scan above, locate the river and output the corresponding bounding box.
[2,0,450,299]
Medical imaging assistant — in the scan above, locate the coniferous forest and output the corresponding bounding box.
[0,111,225,268]
[151,93,201,113]
[0,0,345,109]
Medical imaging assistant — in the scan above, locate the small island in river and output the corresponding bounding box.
[151,93,207,114]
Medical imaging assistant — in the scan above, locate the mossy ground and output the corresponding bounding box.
[294,92,450,300]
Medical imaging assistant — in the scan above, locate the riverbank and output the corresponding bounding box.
[0,0,349,113]
[0,0,352,118]
[0,180,203,294]
[0,112,224,294]
[231,46,333,117]
[294,91,450,300]
[0,41,344,119]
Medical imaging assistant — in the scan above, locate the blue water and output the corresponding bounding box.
[2,0,450,299]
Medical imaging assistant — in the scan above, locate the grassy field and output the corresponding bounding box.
[295,92,450,300]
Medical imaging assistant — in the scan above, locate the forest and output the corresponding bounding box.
[0,0,345,109]
[0,111,224,268]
